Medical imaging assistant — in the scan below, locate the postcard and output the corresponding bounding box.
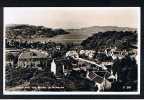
[3,7,140,96]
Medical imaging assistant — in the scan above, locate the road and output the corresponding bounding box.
[75,57,108,70]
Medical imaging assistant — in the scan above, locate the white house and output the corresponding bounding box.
[51,59,56,75]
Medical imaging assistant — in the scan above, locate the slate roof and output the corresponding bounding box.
[88,71,104,83]
[18,49,48,60]
[88,71,111,84]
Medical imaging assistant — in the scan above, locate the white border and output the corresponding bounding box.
[3,7,141,95]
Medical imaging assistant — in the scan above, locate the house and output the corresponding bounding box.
[18,49,49,68]
[108,70,117,82]
[50,58,65,79]
[6,49,21,67]
[79,50,95,59]
[51,59,56,75]
[66,51,79,59]
[86,71,111,91]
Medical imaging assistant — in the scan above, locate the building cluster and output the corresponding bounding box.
[64,49,120,91]
[5,45,137,91]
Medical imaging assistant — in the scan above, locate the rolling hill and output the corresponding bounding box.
[6,24,136,43]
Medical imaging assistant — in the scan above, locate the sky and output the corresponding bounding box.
[4,7,140,29]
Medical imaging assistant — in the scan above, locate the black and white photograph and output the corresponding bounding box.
[3,7,140,95]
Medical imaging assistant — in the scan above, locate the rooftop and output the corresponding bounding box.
[18,49,48,59]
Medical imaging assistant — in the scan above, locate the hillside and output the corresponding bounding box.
[81,31,137,50]
[6,24,69,39]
